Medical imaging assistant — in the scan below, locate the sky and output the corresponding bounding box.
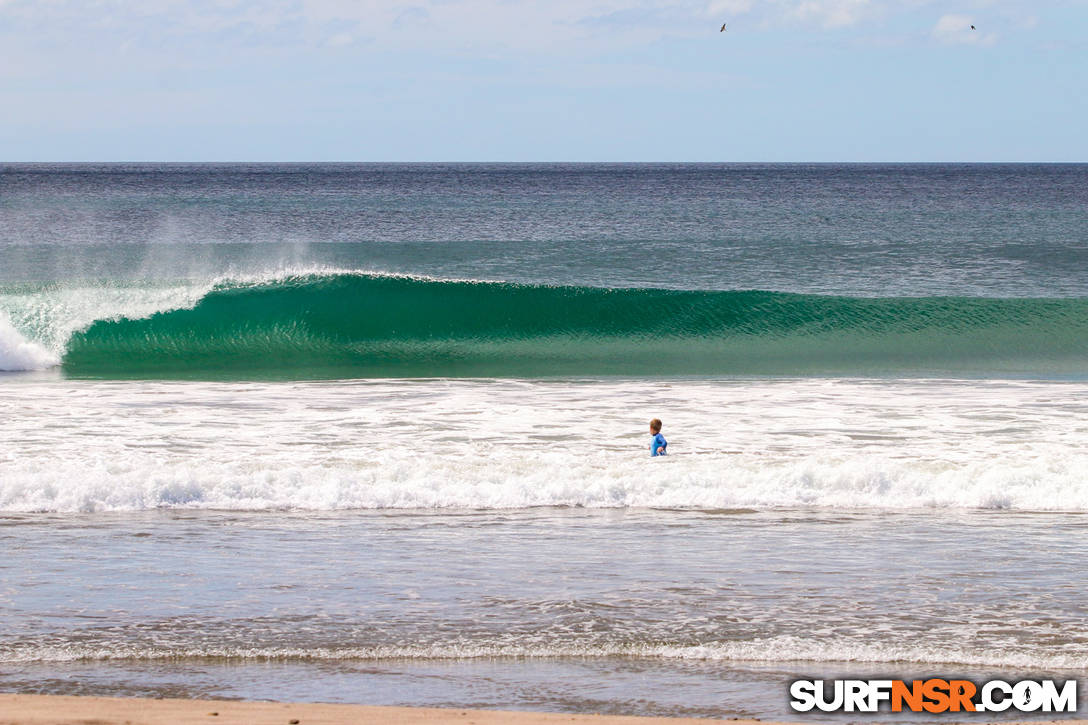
[0,0,1085,161]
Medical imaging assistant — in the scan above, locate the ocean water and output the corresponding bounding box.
[1,164,1087,720]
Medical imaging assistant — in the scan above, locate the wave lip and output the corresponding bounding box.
[46,272,1088,378]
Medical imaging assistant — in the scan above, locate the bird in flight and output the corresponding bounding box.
[720,23,727,32]
[970,24,976,29]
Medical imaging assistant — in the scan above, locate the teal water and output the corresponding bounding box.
[52,273,1088,378]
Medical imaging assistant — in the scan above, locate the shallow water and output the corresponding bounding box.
[2,507,1087,719]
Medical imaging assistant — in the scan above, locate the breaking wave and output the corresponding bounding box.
[3,271,1087,378]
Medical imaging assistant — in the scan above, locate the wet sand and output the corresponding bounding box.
[0,694,750,725]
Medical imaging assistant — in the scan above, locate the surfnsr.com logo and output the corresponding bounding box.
[789,679,1078,713]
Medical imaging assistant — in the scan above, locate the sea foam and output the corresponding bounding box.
[0,314,57,371]
[4,635,1085,670]
[2,372,1085,514]
[2,451,1086,513]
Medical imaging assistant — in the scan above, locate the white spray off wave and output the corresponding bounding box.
[0,267,357,371]
[0,314,57,371]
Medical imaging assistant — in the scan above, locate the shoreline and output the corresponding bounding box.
[0,694,749,724]
[1,695,1084,725]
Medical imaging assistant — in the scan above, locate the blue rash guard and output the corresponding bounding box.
[650,433,667,457]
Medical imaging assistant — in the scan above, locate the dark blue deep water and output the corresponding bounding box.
[2,163,1086,296]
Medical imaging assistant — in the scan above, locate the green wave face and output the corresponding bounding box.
[61,274,1088,379]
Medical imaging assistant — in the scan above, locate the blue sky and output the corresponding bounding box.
[1,0,1085,161]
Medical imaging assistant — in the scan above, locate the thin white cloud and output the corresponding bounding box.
[706,0,755,16]
[0,0,1041,57]
[788,0,871,28]
[324,32,355,47]
[932,13,997,45]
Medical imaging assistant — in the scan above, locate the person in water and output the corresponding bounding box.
[649,418,667,457]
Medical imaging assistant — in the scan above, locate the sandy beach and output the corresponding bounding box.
[0,694,754,725]
[2,694,1084,725]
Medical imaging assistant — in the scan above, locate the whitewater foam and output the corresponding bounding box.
[2,377,1086,513]
[2,452,1086,513]
[4,636,1085,670]
[0,314,58,371]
